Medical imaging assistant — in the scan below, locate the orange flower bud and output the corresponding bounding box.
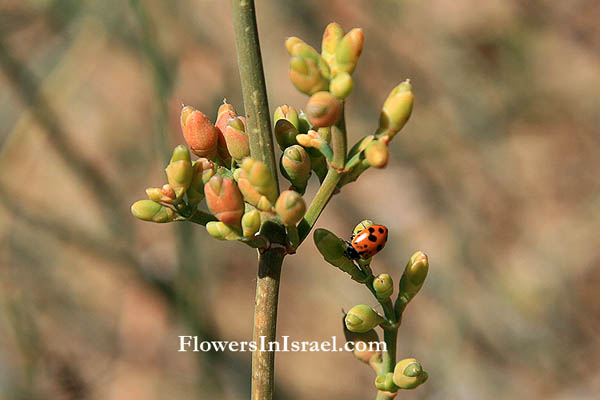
[180,106,218,158]
[204,175,244,226]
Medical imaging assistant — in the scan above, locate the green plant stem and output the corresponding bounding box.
[252,248,286,400]
[296,106,347,245]
[297,168,341,244]
[231,0,279,188]
[231,2,285,400]
[365,277,399,377]
[182,210,217,225]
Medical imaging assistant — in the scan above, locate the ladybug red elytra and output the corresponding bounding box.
[344,224,388,260]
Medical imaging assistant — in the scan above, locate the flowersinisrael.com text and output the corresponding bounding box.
[178,336,386,353]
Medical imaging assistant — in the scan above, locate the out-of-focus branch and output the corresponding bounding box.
[0,35,129,237]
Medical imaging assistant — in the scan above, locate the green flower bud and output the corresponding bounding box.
[281,145,311,193]
[206,221,242,241]
[398,251,429,307]
[165,145,193,199]
[274,105,299,130]
[321,22,344,67]
[375,373,399,393]
[289,56,329,96]
[146,184,178,204]
[146,187,163,203]
[345,305,385,333]
[335,28,364,74]
[374,274,394,299]
[353,219,374,236]
[392,358,428,389]
[313,229,365,281]
[343,316,380,364]
[237,158,278,211]
[204,175,244,226]
[377,80,414,139]
[131,200,175,223]
[274,119,299,150]
[241,209,261,238]
[306,91,342,128]
[275,190,306,226]
[329,71,354,99]
[286,37,331,79]
[223,117,250,161]
[365,139,389,168]
[285,36,304,54]
[187,158,215,206]
[180,106,218,158]
[297,111,312,133]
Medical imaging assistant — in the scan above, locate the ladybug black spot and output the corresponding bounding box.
[368,227,375,233]
[378,227,384,234]
[368,235,377,242]
[377,244,383,251]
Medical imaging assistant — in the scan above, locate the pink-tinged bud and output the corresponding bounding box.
[321,22,344,64]
[273,105,299,130]
[224,117,250,160]
[215,102,238,162]
[180,106,218,158]
[216,102,237,132]
[187,158,215,206]
[145,187,163,203]
[285,36,304,55]
[146,184,176,204]
[378,80,414,138]
[161,184,175,200]
[289,56,329,96]
[305,91,342,128]
[275,190,306,226]
[204,175,244,226]
[365,139,389,168]
[329,72,354,99]
[165,145,193,199]
[335,28,364,74]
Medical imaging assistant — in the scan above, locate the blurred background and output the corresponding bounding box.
[1,0,599,399]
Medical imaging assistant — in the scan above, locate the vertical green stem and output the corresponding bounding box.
[379,298,398,373]
[230,2,285,400]
[252,248,286,400]
[230,0,279,187]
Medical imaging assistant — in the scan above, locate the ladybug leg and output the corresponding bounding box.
[344,240,360,260]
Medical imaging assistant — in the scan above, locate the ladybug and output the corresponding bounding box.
[344,224,388,260]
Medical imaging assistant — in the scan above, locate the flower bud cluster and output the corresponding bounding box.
[316,219,429,394]
[132,102,309,248]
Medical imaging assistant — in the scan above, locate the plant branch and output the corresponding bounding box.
[0,35,129,237]
[230,0,279,190]
[251,248,286,400]
[230,3,286,400]
[297,169,341,244]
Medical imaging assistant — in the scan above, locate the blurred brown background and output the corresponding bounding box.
[1,0,599,399]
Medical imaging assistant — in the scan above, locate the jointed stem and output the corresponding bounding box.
[231,0,279,188]
[230,2,285,400]
[252,248,286,400]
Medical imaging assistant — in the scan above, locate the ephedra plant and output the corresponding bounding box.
[131,1,429,399]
